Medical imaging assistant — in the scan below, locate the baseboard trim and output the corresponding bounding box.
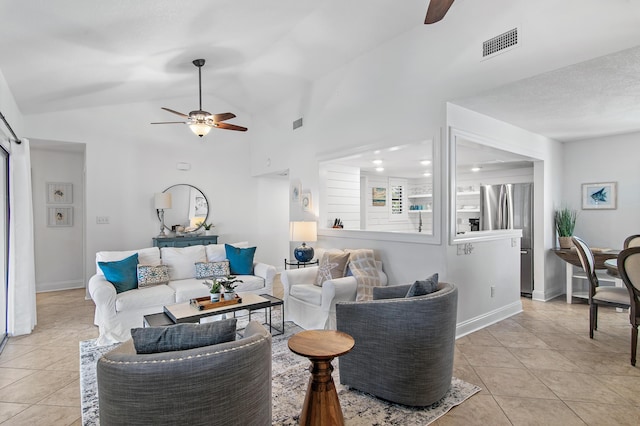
[455,300,523,338]
[36,280,84,293]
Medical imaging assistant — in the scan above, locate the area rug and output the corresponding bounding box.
[80,313,480,425]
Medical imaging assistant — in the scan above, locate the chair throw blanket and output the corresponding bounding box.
[348,249,382,301]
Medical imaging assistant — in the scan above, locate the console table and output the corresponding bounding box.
[153,235,218,248]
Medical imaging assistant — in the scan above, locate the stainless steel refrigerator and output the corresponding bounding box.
[480,183,534,295]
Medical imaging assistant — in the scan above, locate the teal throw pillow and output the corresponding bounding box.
[131,319,237,354]
[225,244,256,275]
[406,273,439,297]
[98,253,139,294]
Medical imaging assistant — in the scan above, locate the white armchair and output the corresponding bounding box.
[281,262,387,330]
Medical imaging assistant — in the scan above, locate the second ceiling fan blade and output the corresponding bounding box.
[216,122,247,132]
[425,0,455,24]
[212,112,236,122]
[161,107,189,118]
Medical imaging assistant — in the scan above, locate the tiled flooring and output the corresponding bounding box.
[1,284,639,425]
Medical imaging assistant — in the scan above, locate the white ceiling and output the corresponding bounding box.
[1,0,640,143]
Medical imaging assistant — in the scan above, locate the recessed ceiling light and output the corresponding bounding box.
[373,150,381,154]
[423,172,431,177]
[372,159,383,165]
[420,160,431,166]
[471,167,481,172]
[376,167,384,172]
[388,146,400,152]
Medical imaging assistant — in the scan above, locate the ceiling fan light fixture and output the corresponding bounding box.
[189,122,211,137]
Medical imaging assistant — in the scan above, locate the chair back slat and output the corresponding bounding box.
[571,236,599,299]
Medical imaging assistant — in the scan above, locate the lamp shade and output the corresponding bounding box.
[290,221,317,242]
[188,122,212,137]
[154,192,172,210]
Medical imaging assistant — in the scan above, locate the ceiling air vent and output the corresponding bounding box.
[293,117,303,130]
[482,27,519,59]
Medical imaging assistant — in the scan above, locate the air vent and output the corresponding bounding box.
[293,117,303,130]
[483,27,519,59]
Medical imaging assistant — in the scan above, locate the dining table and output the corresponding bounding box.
[552,248,620,303]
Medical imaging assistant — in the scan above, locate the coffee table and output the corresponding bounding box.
[143,293,272,327]
[288,330,355,426]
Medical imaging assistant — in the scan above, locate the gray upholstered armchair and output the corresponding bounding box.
[97,321,272,426]
[336,282,458,407]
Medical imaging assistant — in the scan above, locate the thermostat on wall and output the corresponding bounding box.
[176,162,191,171]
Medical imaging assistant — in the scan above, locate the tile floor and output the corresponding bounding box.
[1,282,639,425]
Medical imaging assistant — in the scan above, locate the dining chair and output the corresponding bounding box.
[624,234,640,249]
[571,236,630,339]
[617,247,640,366]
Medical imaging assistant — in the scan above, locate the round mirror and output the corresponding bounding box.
[157,184,209,232]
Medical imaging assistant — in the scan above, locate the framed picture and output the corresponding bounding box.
[291,180,302,203]
[47,182,73,204]
[372,187,386,206]
[47,207,73,227]
[582,182,617,210]
[301,191,312,212]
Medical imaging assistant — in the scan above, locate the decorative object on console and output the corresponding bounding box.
[554,207,577,249]
[151,59,248,137]
[290,221,317,262]
[154,192,172,238]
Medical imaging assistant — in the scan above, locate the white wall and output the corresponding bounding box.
[30,147,85,291]
[563,132,640,249]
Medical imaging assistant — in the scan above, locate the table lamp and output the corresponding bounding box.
[155,192,172,238]
[290,221,317,262]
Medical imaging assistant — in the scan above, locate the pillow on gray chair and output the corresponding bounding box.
[131,318,237,354]
[406,273,439,297]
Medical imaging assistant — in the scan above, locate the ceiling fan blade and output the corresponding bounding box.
[216,122,248,132]
[161,107,189,118]
[424,0,455,24]
[150,121,186,124]
[212,112,236,122]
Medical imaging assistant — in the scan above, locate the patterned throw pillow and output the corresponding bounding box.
[314,251,350,286]
[137,265,170,288]
[195,261,230,279]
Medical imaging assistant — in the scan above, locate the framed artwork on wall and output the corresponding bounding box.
[372,187,386,206]
[47,182,73,204]
[291,180,301,203]
[47,207,73,227]
[582,182,617,210]
[301,191,312,212]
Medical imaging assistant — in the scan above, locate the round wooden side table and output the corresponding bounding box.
[288,329,355,426]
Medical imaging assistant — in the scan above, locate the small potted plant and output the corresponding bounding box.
[555,207,577,249]
[217,276,243,300]
[200,222,215,236]
[207,280,222,302]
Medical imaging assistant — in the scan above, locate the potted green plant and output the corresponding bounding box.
[199,222,215,236]
[555,208,577,249]
[217,276,243,300]
[208,280,222,302]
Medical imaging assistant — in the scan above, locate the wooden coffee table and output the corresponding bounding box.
[288,330,355,426]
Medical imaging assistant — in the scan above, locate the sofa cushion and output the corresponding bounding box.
[233,275,266,293]
[290,284,323,306]
[168,278,214,303]
[225,244,256,275]
[115,284,175,312]
[130,319,237,354]
[160,246,207,280]
[96,247,160,276]
[315,251,350,286]
[205,241,249,262]
[406,273,439,298]
[137,265,170,288]
[98,253,139,294]
[195,261,230,279]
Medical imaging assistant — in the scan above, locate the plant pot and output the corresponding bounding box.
[210,293,220,302]
[559,236,573,249]
[223,292,235,301]
[205,230,215,236]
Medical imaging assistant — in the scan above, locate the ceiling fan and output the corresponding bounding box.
[424,0,455,24]
[151,59,247,137]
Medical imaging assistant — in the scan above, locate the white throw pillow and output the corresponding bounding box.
[205,241,249,262]
[160,246,207,280]
[95,247,160,276]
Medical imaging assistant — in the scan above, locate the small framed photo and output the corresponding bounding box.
[372,187,386,206]
[47,182,73,204]
[291,180,301,203]
[582,182,617,210]
[48,207,73,227]
[301,191,312,212]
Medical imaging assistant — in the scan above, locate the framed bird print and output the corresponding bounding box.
[582,182,617,210]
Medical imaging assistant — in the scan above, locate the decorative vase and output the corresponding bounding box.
[210,293,220,302]
[223,292,235,301]
[559,236,573,249]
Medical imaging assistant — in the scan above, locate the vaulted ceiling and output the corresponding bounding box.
[1,0,640,143]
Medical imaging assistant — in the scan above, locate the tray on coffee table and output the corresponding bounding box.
[163,292,271,324]
[190,294,242,311]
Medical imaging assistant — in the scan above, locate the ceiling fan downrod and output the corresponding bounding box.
[193,59,205,111]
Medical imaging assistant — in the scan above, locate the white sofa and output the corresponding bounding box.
[281,250,387,330]
[89,242,276,345]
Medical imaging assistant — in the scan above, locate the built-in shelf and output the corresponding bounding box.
[456,191,480,196]
[456,209,480,213]
[408,193,433,198]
